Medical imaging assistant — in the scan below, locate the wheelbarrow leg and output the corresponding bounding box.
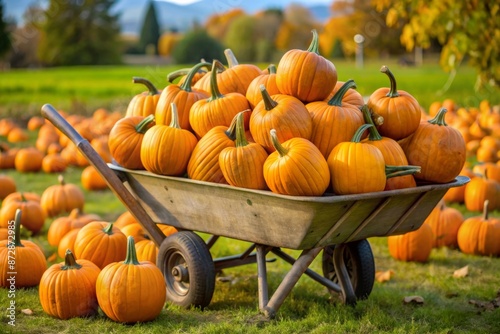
[333,244,357,305]
[256,245,269,311]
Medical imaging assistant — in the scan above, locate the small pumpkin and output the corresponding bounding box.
[14,147,44,173]
[0,145,19,169]
[442,166,475,204]
[96,236,166,323]
[0,193,45,234]
[40,174,85,218]
[0,209,47,287]
[246,64,280,109]
[41,153,68,173]
[125,77,161,117]
[47,208,101,247]
[217,48,263,96]
[119,223,149,243]
[39,249,101,319]
[7,127,29,143]
[0,174,16,200]
[135,239,158,264]
[114,211,138,229]
[387,223,434,263]
[57,228,81,259]
[464,170,500,212]
[264,129,330,196]
[81,165,108,191]
[424,202,464,249]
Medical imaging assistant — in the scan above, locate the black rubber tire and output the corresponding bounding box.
[322,239,375,301]
[157,231,215,309]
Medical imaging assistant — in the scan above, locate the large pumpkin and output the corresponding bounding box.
[464,170,500,212]
[387,223,434,263]
[424,202,464,249]
[39,250,101,319]
[217,48,263,96]
[40,174,85,218]
[96,236,166,323]
[0,193,45,234]
[276,29,337,103]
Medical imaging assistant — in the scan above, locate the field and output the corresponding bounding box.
[1,59,500,334]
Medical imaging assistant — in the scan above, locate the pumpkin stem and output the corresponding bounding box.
[179,61,212,92]
[168,103,181,129]
[225,113,239,141]
[351,124,373,143]
[12,209,24,248]
[235,110,250,148]
[103,222,115,235]
[306,29,320,54]
[269,129,289,157]
[62,249,82,270]
[380,66,399,98]
[482,200,489,220]
[328,79,357,106]
[428,107,448,126]
[208,60,225,101]
[167,67,191,83]
[132,77,159,96]
[135,114,155,134]
[267,64,277,74]
[361,105,383,141]
[123,236,140,265]
[58,174,65,186]
[224,49,239,68]
[20,192,27,202]
[385,165,421,179]
[260,84,278,111]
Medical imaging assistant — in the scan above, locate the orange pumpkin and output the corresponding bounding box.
[0,174,16,200]
[81,165,108,191]
[47,208,101,247]
[387,223,434,263]
[246,64,280,109]
[41,153,68,173]
[114,211,138,229]
[14,147,44,173]
[40,175,85,218]
[0,193,45,234]
[217,48,263,96]
[424,202,464,249]
[135,239,158,264]
[57,228,81,259]
[464,171,500,212]
[125,77,161,117]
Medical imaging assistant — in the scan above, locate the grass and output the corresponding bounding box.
[1,59,500,333]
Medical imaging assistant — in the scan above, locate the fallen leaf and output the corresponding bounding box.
[468,289,500,312]
[375,270,395,283]
[453,265,469,278]
[21,309,33,315]
[403,296,424,305]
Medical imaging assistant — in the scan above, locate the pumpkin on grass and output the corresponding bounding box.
[47,208,101,247]
[14,147,44,173]
[41,153,67,173]
[0,209,47,288]
[81,165,108,191]
[40,174,85,218]
[387,223,434,263]
[424,202,464,249]
[464,169,500,212]
[96,236,166,323]
[0,193,45,234]
[0,174,16,200]
[39,249,101,319]
[57,228,80,259]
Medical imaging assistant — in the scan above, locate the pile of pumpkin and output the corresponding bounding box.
[112,30,466,197]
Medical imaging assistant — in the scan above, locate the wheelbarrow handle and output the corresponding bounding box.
[40,103,166,248]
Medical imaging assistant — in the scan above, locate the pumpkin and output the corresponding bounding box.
[108,114,155,170]
[27,116,45,131]
[74,221,127,269]
[81,165,108,191]
[135,239,158,264]
[472,162,500,183]
[7,127,29,143]
[387,223,434,263]
[0,209,47,287]
[14,147,44,173]
[192,59,226,94]
[189,60,250,138]
[2,191,40,205]
[424,202,464,249]
[276,29,337,103]
[0,145,19,169]
[246,64,280,109]
[96,236,166,323]
[360,105,416,190]
[464,170,500,212]
[187,114,238,184]
[39,249,101,319]
[442,166,475,203]
[57,228,80,259]
[250,85,312,153]
[0,174,16,200]
[156,224,178,237]
[120,223,149,243]
[41,153,67,173]
[401,108,466,183]
[40,174,85,218]
[457,200,500,257]
[219,111,268,190]
[324,80,365,108]
[0,193,45,234]
[167,62,209,86]
[0,118,16,136]
[47,208,101,247]
[125,77,161,117]
[218,48,263,95]
[114,211,138,229]
[366,65,421,140]
[328,124,421,195]
[155,61,211,131]
[141,103,198,176]
[0,228,8,240]
[305,80,365,158]
[264,129,330,196]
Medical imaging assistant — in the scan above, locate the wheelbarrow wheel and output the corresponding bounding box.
[322,239,375,301]
[157,231,215,309]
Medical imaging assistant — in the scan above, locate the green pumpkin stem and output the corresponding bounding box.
[260,84,278,111]
[428,107,448,126]
[103,222,115,235]
[351,124,373,143]
[306,29,320,54]
[168,103,181,129]
[267,64,276,74]
[361,105,383,141]
[12,209,24,247]
[235,110,250,148]
[132,77,159,96]
[482,200,489,220]
[328,79,357,106]
[179,62,212,92]
[225,113,239,141]
[270,129,289,157]
[224,49,239,68]
[380,66,399,98]
[135,114,155,134]
[385,165,421,179]
[124,236,140,265]
[167,68,191,83]
[208,60,225,101]
[62,249,83,270]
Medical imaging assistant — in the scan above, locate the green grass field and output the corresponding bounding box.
[1,59,500,333]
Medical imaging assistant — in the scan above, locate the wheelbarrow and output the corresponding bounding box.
[41,104,470,319]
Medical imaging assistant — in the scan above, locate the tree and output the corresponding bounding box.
[172,29,225,64]
[139,0,161,55]
[38,0,122,66]
[224,15,257,63]
[0,0,11,58]
[374,0,499,88]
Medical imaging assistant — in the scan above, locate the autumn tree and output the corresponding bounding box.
[375,0,499,88]
[205,8,245,41]
[275,4,320,52]
[38,0,122,66]
[224,15,257,63]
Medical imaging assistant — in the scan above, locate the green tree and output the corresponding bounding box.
[38,0,122,66]
[139,0,160,54]
[374,0,499,88]
[172,29,225,64]
[224,15,257,62]
[0,0,11,58]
